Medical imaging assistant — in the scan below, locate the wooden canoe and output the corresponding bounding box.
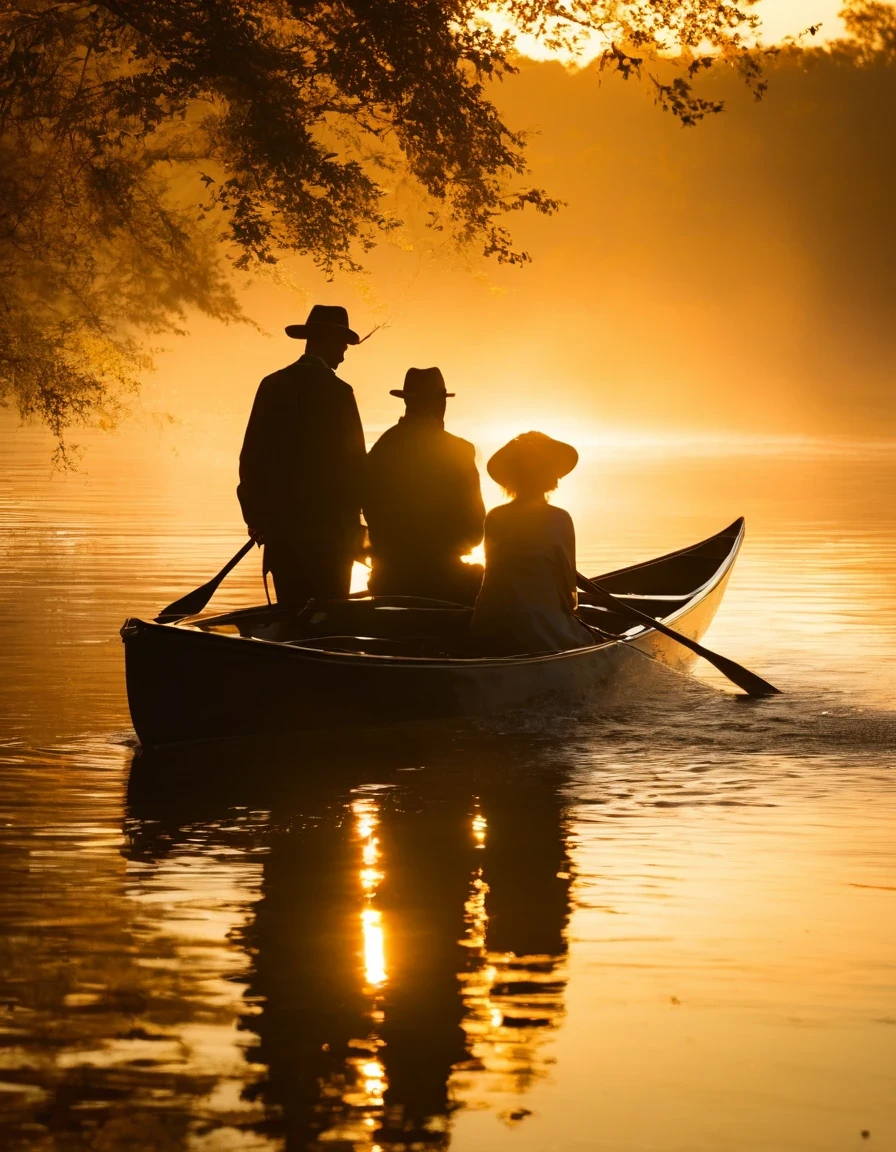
[121,517,745,747]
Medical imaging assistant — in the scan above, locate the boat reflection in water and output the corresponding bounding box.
[126,730,574,1149]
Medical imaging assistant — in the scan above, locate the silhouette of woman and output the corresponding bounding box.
[470,432,594,653]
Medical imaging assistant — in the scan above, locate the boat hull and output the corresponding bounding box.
[122,519,742,747]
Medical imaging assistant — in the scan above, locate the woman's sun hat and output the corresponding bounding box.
[390,366,455,399]
[487,431,579,489]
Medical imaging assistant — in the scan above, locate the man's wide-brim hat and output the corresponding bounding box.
[285,305,359,345]
[390,366,455,399]
[487,431,579,488]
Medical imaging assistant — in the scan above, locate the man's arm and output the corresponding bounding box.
[455,443,486,553]
[341,385,367,493]
[331,384,367,553]
[237,377,274,541]
[557,511,578,612]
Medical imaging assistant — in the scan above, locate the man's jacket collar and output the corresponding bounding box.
[298,353,334,373]
[397,414,445,431]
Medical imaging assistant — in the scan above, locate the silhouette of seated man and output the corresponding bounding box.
[363,368,485,605]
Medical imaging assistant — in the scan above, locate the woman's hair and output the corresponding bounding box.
[500,454,560,499]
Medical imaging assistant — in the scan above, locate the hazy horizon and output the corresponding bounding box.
[118,41,895,456]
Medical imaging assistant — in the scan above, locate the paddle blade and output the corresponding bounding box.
[155,577,220,624]
[698,649,781,697]
[155,540,256,624]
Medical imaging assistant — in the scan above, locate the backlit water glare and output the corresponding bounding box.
[1,419,894,1151]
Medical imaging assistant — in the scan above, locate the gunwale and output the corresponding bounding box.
[133,517,743,668]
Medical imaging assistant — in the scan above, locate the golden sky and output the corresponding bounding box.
[126,3,894,463]
[757,0,845,43]
[508,0,847,61]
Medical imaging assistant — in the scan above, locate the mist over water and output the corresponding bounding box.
[1,418,894,1150]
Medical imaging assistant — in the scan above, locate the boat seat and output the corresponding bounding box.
[288,635,414,655]
[297,604,473,641]
[289,635,516,659]
[577,605,636,635]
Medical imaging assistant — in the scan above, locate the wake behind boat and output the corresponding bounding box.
[121,518,746,747]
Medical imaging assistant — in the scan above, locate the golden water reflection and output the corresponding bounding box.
[355,798,388,991]
[2,715,895,1150]
[217,770,575,1150]
[453,788,571,1119]
[3,428,896,1149]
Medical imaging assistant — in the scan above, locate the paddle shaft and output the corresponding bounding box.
[576,571,780,697]
[156,539,257,623]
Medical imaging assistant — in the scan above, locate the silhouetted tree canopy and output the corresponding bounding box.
[838,0,896,60]
[0,1,885,451]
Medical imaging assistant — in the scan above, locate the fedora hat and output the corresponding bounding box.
[487,431,579,488]
[285,304,359,344]
[390,366,455,399]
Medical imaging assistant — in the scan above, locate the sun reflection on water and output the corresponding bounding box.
[362,907,387,988]
[354,798,388,992]
[306,796,392,1147]
[471,807,488,849]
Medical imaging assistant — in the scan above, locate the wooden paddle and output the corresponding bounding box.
[155,540,257,624]
[576,571,780,697]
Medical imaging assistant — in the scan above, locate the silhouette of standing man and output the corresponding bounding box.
[238,306,365,606]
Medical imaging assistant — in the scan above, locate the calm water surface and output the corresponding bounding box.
[1,419,894,1151]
